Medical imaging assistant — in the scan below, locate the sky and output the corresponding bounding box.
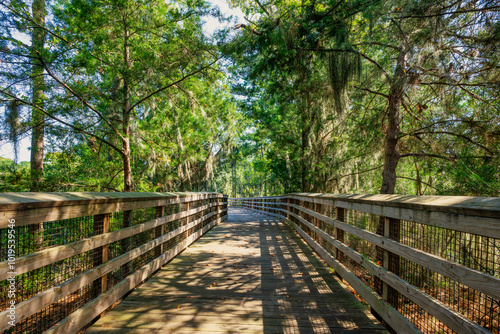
[0,0,245,163]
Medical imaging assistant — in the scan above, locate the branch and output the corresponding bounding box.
[0,1,70,44]
[62,183,120,192]
[395,5,500,19]
[352,42,401,51]
[0,89,124,154]
[254,0,269,16]
[328,165,383,182]
[411,130,494,154]
[400,152,451,160]
[295,47,389,76]
[399,119,487,138]
[314,0,343,22]
[129,57,220,111]
[401,98,422,122]
[233,23,262,35]
[396,176,436,189]
[353,85,389,98]
[40,57,124,140]
[104,168,124,189]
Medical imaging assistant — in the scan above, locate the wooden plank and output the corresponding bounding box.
[44,217,222,334]
[289,210,492,334]
[234,192,500,220]
[283,215,422,334]
[93,213,110,295]
[250,204,496,334]
[287,193,500,218]
[0,193,226,227]
[0,192,223,211]
[0,203,221,280]
[86,208,387,334]
[286,194,500,237]
[0,210,224,332]
[237,194,500,238]
[155,206,165,257]
[284,203,500,301]
[289,202,500,300]
[244,206,419,334]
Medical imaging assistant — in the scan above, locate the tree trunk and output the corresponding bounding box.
[301,112,309,192]
[30,0,45,192]
[374,50,406,333]
[122,137,132,192]
[380,50,406,195]
[232,160,237,198]
[122,25,132,192]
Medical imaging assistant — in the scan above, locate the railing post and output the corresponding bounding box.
[121,210,131,279]
[383,218,390,301]
[335,207,345,271]
[374,216,400,333]
[387,217,400,307]
[93,213,109,295]
[155,206,165,257]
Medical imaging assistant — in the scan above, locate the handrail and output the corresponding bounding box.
[0,192,228,333]
[230,194,499,334]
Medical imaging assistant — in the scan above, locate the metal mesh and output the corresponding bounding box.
[0,195,224,334]
[398,220,500,333]
[250,198,499,334]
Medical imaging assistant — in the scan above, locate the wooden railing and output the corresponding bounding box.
[230,194,500,334]
[0,192,228,334]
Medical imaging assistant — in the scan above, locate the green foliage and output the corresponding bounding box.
[224,0,500,196]
[1,0,499,197]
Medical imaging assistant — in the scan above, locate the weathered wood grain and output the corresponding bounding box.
[0,204,223,280]
[0,192,224,227]
[286,203,500,301]
[45,216,223,334]
[86,208,388,334]
[233,196,500,237]
[284,208,492,334]
[0,210,225,332]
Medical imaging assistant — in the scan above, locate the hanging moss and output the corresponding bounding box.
[5,99,22,162]
[327,50,361,113]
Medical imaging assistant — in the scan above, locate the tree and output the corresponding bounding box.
[227,0,500,196]
[1,0,222,191]
[30,0,46,191]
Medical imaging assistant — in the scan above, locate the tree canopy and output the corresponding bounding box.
[0,0,499,196]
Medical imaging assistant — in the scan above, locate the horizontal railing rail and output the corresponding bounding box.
[230,194,500,334]
[1,192,228,334]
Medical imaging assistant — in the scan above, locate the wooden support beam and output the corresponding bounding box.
[93,213,110,295]
[155,206,165,257]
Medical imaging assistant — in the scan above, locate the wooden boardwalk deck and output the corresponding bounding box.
[86,208,388,334]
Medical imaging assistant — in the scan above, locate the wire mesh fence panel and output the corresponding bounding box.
[0,192,227,334]
[235,194,500,334]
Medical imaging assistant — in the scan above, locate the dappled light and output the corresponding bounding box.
[87,208,386,333]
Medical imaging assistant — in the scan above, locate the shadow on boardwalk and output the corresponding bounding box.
[86,208,388,333]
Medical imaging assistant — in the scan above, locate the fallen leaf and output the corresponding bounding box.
[178,304,182,308]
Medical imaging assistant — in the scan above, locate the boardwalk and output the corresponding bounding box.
[86,208,388,333]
